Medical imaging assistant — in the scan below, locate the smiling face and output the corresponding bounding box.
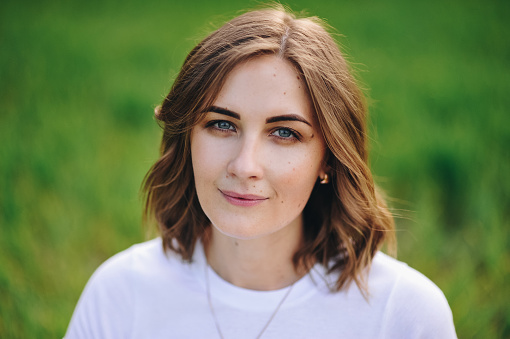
[190,55,327,240]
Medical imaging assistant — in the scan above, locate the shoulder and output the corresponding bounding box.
[81,238,170,289]
[65,238,178,339]
[369,252,446,300]
[367,252,457,338]
[94,237,168,276]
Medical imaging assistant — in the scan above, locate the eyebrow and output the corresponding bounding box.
[266,114,311,127]
[206,106,311,127]
[207,106,240,120]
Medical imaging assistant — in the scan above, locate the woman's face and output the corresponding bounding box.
[190,55,327,240]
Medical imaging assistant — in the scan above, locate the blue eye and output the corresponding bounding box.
[273,128,294,138]
[215,121,234,130]
[270,128,302,142]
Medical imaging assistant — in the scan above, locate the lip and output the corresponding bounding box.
[219,189,268,207]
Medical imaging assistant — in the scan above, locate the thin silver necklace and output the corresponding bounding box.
[205,264,295,339]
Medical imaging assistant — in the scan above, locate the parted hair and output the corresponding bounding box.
[143,4,395,294]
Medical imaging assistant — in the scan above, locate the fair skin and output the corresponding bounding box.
[190,55,327,291]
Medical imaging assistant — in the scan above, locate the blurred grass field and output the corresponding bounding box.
[1,0,509,337]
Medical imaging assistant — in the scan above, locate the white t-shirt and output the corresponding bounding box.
[65,238,456,338]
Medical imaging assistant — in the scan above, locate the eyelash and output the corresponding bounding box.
[270,128,301,141]
[205,120,302,142]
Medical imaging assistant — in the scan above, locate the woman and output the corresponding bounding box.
[66,5,456,338]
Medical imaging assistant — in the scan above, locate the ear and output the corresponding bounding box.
[154,105,162,119]
[318,149,331,178]
[318,162,331,184]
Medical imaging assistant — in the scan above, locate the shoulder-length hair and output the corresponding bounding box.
[144,5,395,294]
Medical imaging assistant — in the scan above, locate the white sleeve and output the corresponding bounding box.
[379,269,457,339]
[65,253,135,339]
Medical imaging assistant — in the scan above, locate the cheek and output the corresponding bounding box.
[191,135,215,193]
[192,135,224,177]
[191,136,221,215]
[279,148,323,180]
[275,155,321,203]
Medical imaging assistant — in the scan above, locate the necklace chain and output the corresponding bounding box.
[205,264,294,339]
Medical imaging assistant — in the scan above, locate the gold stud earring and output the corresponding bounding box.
[320,174,329,184]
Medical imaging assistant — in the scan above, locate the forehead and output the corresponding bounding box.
[212,55,314,120]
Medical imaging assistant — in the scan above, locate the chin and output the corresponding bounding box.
[210,221,278,240]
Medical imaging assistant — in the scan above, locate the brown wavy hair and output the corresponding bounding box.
[143,4,395,294]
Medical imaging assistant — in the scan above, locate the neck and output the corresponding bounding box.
[204,219,306,291]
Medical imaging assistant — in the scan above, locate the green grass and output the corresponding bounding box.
[1,0,508,337]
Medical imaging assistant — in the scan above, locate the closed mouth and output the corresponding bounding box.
[219,189,268,206]
[219,190,267,201]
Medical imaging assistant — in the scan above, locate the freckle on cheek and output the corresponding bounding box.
[281,200,284,204]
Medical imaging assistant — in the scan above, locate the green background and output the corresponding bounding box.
[1,0,508,337]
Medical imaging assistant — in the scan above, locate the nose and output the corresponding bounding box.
[226,136,264,180]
